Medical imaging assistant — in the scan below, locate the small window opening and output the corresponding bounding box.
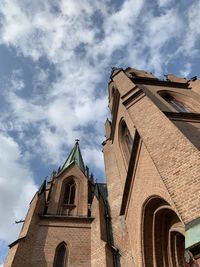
[54,243,68,267]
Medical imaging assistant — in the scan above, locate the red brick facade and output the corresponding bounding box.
[103,68,200,266]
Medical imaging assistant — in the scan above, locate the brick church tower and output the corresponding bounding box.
[4,67,200,267]
[4,141,97,267]
[103,67,200,266]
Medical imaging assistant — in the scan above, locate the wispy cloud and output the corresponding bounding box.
[157,0,173,8]
[179,63,192,78]
[10,69,25,91]
[0,133,37,243]
[181,1,200,56]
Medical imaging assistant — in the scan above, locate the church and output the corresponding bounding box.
[4,67,200,267]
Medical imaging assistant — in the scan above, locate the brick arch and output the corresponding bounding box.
[142,195,185,267]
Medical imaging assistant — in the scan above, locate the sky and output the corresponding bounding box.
[0,0,200,264]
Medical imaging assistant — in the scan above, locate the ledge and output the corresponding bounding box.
[122,87,144,107]
[39,214,94,222]
[164,111,200,121]
[132,77,189,88]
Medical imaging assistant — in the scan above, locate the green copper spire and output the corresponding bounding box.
[62,140,85,173]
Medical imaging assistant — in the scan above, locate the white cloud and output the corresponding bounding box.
[181,1,200,56]
[104,0,144,35]
[0,133,37,243]
[33,93,107,166]
[82,146,104,174]
[125,8,183,75]
[0,1,32,44]
[0,0,102,62]
[5,91,45,126]
[157,0,172,8]
[10,69,25,91]
[0,0,145,64]
[179,63,192,78]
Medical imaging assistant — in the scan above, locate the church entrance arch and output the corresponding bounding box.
[142,196,185,267]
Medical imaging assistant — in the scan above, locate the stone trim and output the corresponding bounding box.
[39,214,94,222]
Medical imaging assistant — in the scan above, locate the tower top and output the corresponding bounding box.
[62,140,85,173]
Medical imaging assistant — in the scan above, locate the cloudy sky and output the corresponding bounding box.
[0,0,200,264]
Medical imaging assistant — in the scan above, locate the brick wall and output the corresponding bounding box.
[113,70,200,225]
[91,196,107,267]
[103,140,135,266]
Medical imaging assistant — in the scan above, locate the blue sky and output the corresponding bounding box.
[0,0,200,264]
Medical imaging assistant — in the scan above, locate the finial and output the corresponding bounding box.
[75,139,80,143]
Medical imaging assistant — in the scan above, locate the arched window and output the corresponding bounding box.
[53,243,68,267]
[119,120,133,164]
[158,91,197,113]
[142,197,185,267]
[60,178,76,216]
[63,179,76,205]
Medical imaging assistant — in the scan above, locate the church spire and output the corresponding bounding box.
[62,140,85,173]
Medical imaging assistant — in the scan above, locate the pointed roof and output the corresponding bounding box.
[62,140,85,173]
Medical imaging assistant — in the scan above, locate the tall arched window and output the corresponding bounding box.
[119,120,133,164]
[61,178,76,216]
[142,197,185,267]
[53,242,68,267]
[63,179,76,205]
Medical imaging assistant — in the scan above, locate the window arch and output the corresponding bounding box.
[63,178,76,205]
[53,242,68,267]
[60,178,76,216]
[158,91,199,113]
[119,120,133,164]
[142,196,185,267]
